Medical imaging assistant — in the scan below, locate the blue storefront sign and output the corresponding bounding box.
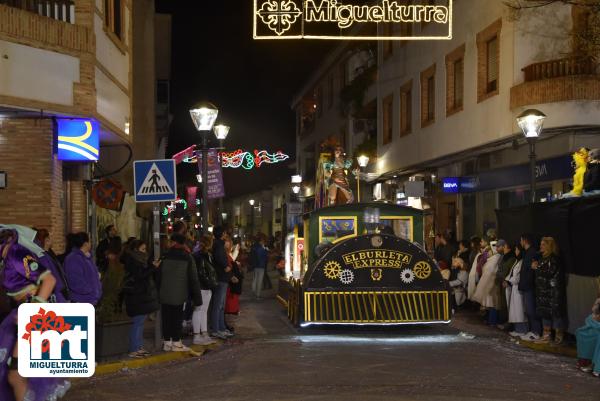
[56,119,100,162]
[442,155,573,193]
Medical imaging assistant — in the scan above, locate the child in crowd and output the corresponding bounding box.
[449,257,468,307]
[576,297,600,377]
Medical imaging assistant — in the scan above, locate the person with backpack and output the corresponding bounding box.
[192,235,217,345]
[250,233,268,299]
[157,233,203,352]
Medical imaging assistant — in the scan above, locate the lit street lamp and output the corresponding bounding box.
[356,155,370,203]
[249,199,255,235]
[190,102,219,234]
[213,124,230,225]
[291,174,302,196]
[516,109,546,203]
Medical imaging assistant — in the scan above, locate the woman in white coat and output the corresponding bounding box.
[472,241,502,324]
[504,244,528,336]
[467,251,482,301]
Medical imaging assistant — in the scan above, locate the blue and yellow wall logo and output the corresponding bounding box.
[56,119,100,162]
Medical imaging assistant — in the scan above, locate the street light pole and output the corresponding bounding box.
[528,138,537,204]
[201,131,209,233]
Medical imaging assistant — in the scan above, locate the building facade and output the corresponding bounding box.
[372,0,600,240]
[0,0,162,251]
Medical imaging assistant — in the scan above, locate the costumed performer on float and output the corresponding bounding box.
[562,147,589,198]
[0,225,71,401]
[323,146,355,206]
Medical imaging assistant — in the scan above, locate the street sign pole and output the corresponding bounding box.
[153,205,161,348]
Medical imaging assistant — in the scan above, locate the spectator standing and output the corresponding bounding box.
[505,244,528,337]
[96,224,118,274]
[192,236,217,345]
[472,239,502,325]
[122,240,160,358]
[64,232,102,305]
[575,297,600,376]
[449,257,468,307]
[34,228,71,302]
[225,238,244,315]
[495,240,516,327]
[158,233,202,352]
[250,234,269,299]
[211,227,234,339]
[533,237,566,344]
[468,236,482,270]
[518,234,542,341]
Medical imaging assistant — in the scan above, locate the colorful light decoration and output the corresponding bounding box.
[180,149,289,170]
[162,198,188,216]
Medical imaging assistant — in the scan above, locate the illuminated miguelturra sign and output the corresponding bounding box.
[254,0,452,40]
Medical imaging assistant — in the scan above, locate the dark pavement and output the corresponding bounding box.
[64,271,598,401]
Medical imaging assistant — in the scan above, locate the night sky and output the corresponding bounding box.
[155,1,333,197]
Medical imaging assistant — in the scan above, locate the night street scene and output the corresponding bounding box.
[1,0,600,400]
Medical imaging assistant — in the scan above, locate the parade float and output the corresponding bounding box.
[279,148,451,327]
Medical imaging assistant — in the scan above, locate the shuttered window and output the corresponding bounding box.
[383,95,393,145]
[486,36,499,93]
[426,76,435,122]
[453,58,464,108]
[105,0,123,40]
[400,84,412,136]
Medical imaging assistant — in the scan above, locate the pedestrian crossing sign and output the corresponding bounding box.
[134,159,177,203]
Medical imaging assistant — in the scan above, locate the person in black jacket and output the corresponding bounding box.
[123,240,160,358]
[211,227,233,339]
[518,234,542,341]
[96,224,119,274]
[191,235,217,345]
[158,233,202,352]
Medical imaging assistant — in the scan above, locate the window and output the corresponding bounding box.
[400,80,412,136]
[327,75,334,109]
[316,86,323,117]
[104,0,123,40]
[382,23,393,59]
[445,44,465,115]
[477,19,502,102]
[486,36,499,93]
[420,64,436,127]
[382,95,393,145]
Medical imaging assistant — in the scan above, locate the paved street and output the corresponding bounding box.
[64,274,598,401]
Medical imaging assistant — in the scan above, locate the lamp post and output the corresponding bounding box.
[249,199,255,235]
[190,102,218,234]
[213,124,230,225]
[356,155,370,203]
[516,109,546,203]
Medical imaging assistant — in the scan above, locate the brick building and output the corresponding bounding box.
[0,0,167,251]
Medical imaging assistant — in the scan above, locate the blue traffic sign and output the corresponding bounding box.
[134,159,177,203]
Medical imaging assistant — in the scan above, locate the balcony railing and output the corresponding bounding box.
[522,57,597,82]
[0,0,75,23]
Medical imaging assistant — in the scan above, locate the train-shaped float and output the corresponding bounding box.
[278,203,451,327]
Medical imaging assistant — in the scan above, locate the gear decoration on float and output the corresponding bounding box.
[340,269,354,285]
[400,268,415,284]
[323,261,342,279]
[413,261,432,279]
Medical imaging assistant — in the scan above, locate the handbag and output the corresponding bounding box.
[198,256,218,289]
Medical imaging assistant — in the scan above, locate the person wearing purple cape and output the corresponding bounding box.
[0,227,71,401]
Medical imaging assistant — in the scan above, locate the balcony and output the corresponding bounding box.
[511,57,600,109]
[522,57,596,82]
[0,0,75,23]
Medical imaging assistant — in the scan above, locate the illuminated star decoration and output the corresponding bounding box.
[257,0,302,36]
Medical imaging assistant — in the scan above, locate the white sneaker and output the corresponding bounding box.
[210,332,227,340]
[221,329,234,338]
[163,340,173,352]
[193,334,217,345]
[171,341,191,352]
[520,332,540,341]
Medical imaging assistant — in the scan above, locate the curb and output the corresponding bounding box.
[95,342,222,376]
[518,340,577,358]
